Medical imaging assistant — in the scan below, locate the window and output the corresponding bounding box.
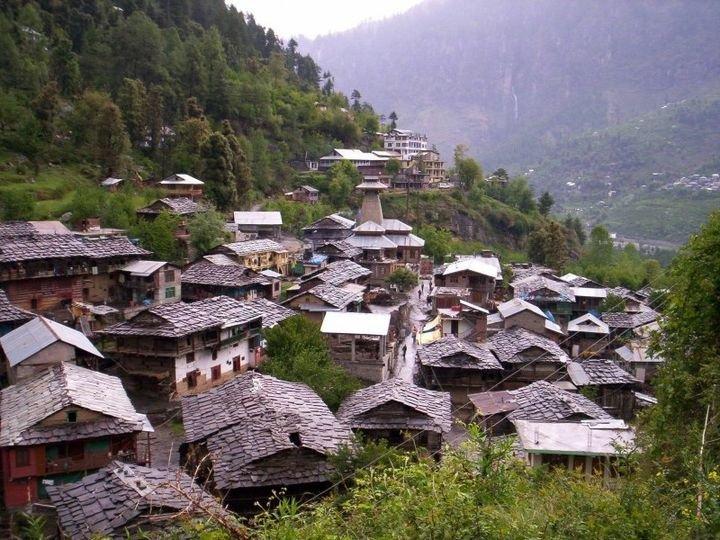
[211,365,221,381]
[289,432,302,447]
[67,411,78,423]
[164,269,176,282]
[31,298,38,310]
[15,448,29,467]
[165,286,176,299]
[233,356,242,372]
[186,352,195,363]
[187,370,198,388]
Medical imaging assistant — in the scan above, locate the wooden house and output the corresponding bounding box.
[0,316,103,384]
[511,275,575,322]
[297,259,372,294]
[484,327,571,389]
[115,260,181,309]
[417,335,504,417]
[320,312,393,382]
[513,419,635,480]
[614,338,663,386]
[570,286,607,317]
[232,211,283,239]
[567,358,639,419]
[285,283,364,323]
[337,379,451,453]
[382,219,424,264]
[567,313,610,356]
[469,380,612,436]
[179,372,350,508]
[213,239,290,275]
[158,173,204,200]
[181,258,277,301]
[302,214,356,249]
[434,254,502,308]
[437,299,489,339]
[314,240,362,262]
[99,296,264,397]
[48,461,223,539]
[292,185,320,204]
[0,363,152,508]
[486,298,564,341]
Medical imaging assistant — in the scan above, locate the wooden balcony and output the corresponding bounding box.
[43,452,115,475]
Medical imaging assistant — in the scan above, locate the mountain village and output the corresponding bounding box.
[0,126,663,536]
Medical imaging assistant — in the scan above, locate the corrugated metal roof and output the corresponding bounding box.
[0,317,103,367]
[120,260,167,276]
[321,311,391,336]
[513,419,635,456]
[498,298,546,319]
[159,173,204,185]
[567,313,610,334]
[442,256,502,279]
[570,287,608,299]
[233,211,283,226]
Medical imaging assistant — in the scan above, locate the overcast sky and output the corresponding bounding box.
[229,0,424,40]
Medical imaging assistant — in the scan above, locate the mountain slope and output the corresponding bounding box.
[301,0,720,170]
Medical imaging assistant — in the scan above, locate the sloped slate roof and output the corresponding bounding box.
[221,238,287,256]
[48,461,222,540]
[497,298,547,320]
[486,327,570,364]
[100,301,222,338]
[567,359,639,386]
[337,378,452,433]
[136,197,203,216]
[180,372,350,489]
[386,233,425,247]
[315,241,363,259]
[381,219,412,233]
[304,283,363,309]
[0,234,149,263]
[0,289,32,325]
[181,260,270,288]
[1,316,103,367]
[303,213,356,231]
[512,275,576,303]
[417,335,502,370]
[317,259,372,286]
[0,363,150,446]
[601,309,659,329]
[470,380,611,422]
[243,298,295,328]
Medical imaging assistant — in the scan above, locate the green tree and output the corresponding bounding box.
[388,111,398,129]
[172,116,211,173]
[527,220,569,270]
[456,156,483,191]
[385,158,401,178]
[261,316,361,410]
[586,225,614,266]
[0,190,35,220]
[117,78,148,149]
[538,191,555,216]
[134,212,181,262]
[417,225,453,264]
[50,34,80,96]
[327,160,360,207]
[201,131,237,210]
[599,292,627,313]
[386,268,419,291]
[221,120,252,198]
[188,209,227,255]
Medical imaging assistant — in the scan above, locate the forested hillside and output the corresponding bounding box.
[0,0,378,214]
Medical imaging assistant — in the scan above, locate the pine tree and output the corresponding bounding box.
[538,191,554,216]
[201,131,237,210]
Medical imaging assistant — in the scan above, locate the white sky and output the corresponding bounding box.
[229,0,424,39]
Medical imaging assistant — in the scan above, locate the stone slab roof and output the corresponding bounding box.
[601,309,658,329]
[568,359,639,386]
[180,372,350,489]
[0,363,150,447]
[470,380,611,422]
[243,298,295,328]
[303,213,356,231]
[48,461,222,540]
[337,378,451,433]
[136,197,204,216]
[317,259,372,286]
[0,234,149,264]
[221,238,287,256]
[512,275,575,303]
[304,283,363,309]
[486,327,570,365]
[417,335,502,371]
[181,260,270,288]
[0,289,32,325]
[315,241,363,259]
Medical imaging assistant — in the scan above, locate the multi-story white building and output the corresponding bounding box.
[383,129,428,160]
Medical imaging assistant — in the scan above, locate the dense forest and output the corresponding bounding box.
[0,0,378,212]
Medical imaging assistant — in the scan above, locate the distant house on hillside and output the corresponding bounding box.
[303,213,356,249]
[158,173,204,200]
[233,211,283,239]
[291,185,319,204]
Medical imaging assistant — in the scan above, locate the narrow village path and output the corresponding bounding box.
[393,278,432,382]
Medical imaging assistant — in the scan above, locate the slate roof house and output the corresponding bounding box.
[158,173,204,199]
[233,211,283,239]
[181,258,277,301]
[99,296,265,397]
[434,254,502,308]
[337,378,451,453]
[469,380,611,435]
[0,225,150,316]
[180,372,350,506]
[302,213,356,249]
[0,363,152,508]
[513,419,635,480]
[511,275,576,322]
[291,185,319,204]
[284,283,364,322]
[566,313,610,356]
[48,461,223,539]
[298,259,372,293]
[116,260,181,309]
[567,358,639,419]
[485,327,571,388]
[0,289,32,336]
[213,239,290,275]
[417,335,504,416]
[486,298,564,340]
[0,316,103,384]
[314,240,363,262]
[320,311,394,382]
[601,309,659,337]
[615,338,663,386]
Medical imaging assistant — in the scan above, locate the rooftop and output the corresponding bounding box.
[0,289,32,325]
[470,380,611,422]
[0,234,149,263]
[303,213,356,231]
[159,173,204,185]
[0,363,151,447]
[120,260,168,277]
[221,238,287,256]
[512,275,576,303]
[302,283,364,310]
[321,311,391,336]
[315,241,363,259]
[180,372,350,489]
[436,256,502,280]
[567,358,639,386]
[0,317,103,367]
[486,327,570,364]
[233,211,283,226]
[567,313,610,334]
[136,197,204,216]
[48,461,222,540]
[337,378,452,433]
[317,259,372,286]
[417,335,502,371]
[601,309,659,329]
[181,260,270,288]
[513,419,635,456]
